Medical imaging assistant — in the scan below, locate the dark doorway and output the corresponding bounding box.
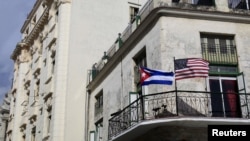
[209,78,241,117]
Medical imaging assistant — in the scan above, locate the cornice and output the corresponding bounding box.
[25,8,49,45]
[21,0,43,33]
[13,7,50,62]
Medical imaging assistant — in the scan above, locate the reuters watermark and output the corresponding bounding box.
[208,125,250,140]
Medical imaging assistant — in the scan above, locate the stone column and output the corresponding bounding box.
[50,1,71,141]
[11,43,30,141]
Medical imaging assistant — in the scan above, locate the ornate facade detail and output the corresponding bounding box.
[11,42,30,62]
[25,9,49,45]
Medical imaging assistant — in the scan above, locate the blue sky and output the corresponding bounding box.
[0,1,36,102]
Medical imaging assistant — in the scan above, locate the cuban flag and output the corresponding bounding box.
[139,66,174,86]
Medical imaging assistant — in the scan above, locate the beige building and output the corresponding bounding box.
[7,0,147,141]
[0,92,11,141]
[86,0,250,141]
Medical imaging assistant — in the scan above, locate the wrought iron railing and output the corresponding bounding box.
[201,43,238,65]
[108,90,250,139]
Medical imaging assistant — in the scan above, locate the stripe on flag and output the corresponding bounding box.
[174,58,209,80]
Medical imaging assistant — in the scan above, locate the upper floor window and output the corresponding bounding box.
[25,28,29,34]
[201,33,238,75]
[95,90,103,116]
[129,6,139,23]
[172,0,214,6]
[229,0,250,10]
[201,33,237,65]
[32,16,37,23]
[133,48,147,93]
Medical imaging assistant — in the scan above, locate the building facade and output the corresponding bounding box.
[86,0,250,141]
[7,0,147,141]
[0,92,11,141]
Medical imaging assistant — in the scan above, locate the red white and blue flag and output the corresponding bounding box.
[174,58,209,80]
[139,67,174,86]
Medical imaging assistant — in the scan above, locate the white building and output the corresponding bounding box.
[7,0,147,141]
[0,92,11,141]
[86,0,250,141]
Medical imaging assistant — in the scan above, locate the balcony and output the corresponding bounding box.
[201,43,238,65]
[108,90,250,140]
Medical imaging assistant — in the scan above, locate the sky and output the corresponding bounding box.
[0,1,36,102]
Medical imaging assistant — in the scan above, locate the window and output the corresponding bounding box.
[95,91,103,116]
[25,28,29,34]
[20,125,26,141]
[229,0,250,10]
[44,95,52,135]
[56,11,59,22]
[172,0,180,2]
[7,131,12,141]
[208,77,242,118]
[129,6,139,23]
[133,48,147,93]
[89,131,95,141]
[32,15,36,23]
[95,120,103,141]
[51,50,56,74]
[46,107,52,134]
[129,92,139,125]
[31,127,36,141]
[196,0,214,6]
[34,80,40,101]
[200,34,238,65]
[172,0,214,6]
[201,33,242,118]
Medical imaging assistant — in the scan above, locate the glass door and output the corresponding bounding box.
[209,77,241,117]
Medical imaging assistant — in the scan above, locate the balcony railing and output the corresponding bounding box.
[201,43,238,65]
[108,90,250,139]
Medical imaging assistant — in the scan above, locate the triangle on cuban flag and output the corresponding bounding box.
[140,67,151,84]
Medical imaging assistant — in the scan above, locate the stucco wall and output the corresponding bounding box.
[66,0,148,140]
[160,16,250,92]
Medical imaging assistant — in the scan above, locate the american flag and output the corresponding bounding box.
[174,58,209,80]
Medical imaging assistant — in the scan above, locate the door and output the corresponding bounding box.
[209,77,241,117]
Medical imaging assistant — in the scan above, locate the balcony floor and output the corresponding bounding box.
[110,117,250,141]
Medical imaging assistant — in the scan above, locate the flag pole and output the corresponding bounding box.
[138,66,145,120]
[173,57,177,91]
[173,57,178,116]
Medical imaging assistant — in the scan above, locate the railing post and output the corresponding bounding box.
[118,33,123,48]
[139,93,145,120]
[175,90,178,116]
